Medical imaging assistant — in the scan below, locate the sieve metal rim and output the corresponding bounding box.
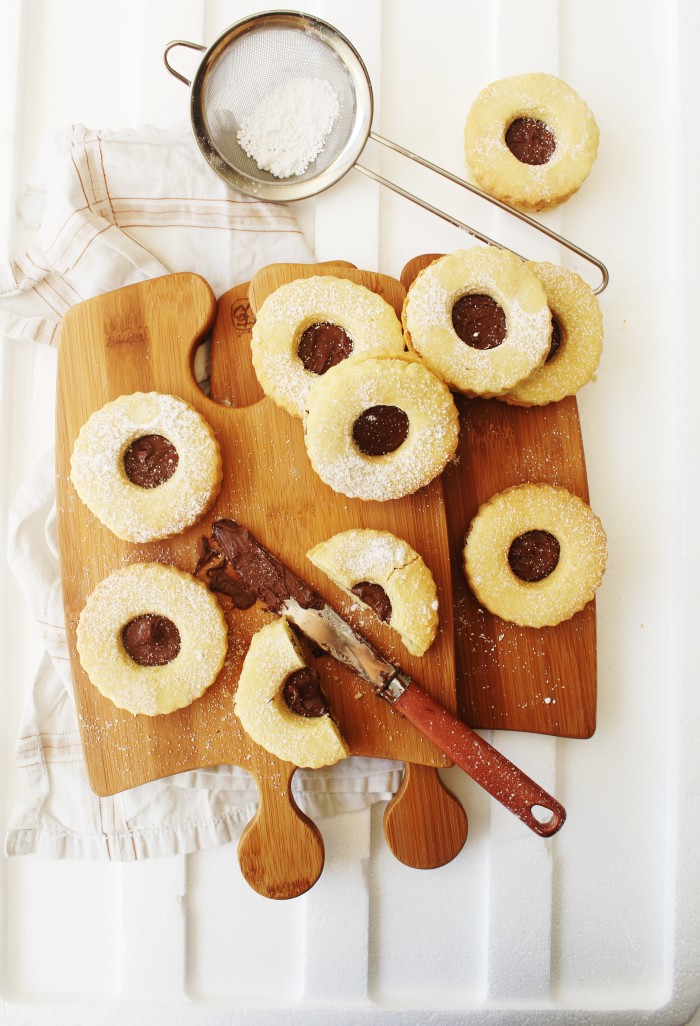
[169,10,374,202]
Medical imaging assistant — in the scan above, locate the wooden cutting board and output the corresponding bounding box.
[55,270,466,897]
[401,255,597,739]
[212,263,468,873]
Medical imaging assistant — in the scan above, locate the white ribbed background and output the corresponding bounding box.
[1,1,699,1023]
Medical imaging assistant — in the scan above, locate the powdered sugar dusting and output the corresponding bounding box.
[251,276,404,418]
[404,249,551,396]
[464,74,599,210]
[307,528,439,656]
[76,562,228,716]
[234,618,348,768]
[304,355,459,501]
[463,484,607,627]
[70,392,221,542]
[315,529,416,581]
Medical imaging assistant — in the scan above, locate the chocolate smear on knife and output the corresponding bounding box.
[211,519,325,613]
[194,535,220,576]
[194,533,257,609]
[207,563,257,608]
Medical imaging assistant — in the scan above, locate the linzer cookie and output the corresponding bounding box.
[464,73,600,212]
[307,528,439,656]
[234,617,349,769]
[462,483,607,628]
[76,562,228,716]
[403,248,551,397]
[250,275,405,418]
[70,392,222,543]
[500,262,604,406]
[303,353,459,501]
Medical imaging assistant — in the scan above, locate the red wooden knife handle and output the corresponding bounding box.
[394,681,566,837]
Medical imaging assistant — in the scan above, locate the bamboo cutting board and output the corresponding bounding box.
[211,265,468,872]
[401,255,597,739]
[55,271,464,897]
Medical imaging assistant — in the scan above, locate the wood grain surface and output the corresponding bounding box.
[401,255,597,739]
[56,270,463,896]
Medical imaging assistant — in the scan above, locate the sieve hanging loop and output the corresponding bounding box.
[163,40,206,87]
[163,10,608,294]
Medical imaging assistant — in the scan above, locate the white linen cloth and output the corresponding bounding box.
[1,124,401,860]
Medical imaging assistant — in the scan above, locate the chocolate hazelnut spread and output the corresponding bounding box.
[505,117,556,166]
[123,434,179,488]
[452,294,507,350]
[282,666,329,718]
[211,519,325,614]
[508,530,561,582]
[298,322,354,375]
[351,581,392,623]
[194,534,257,608]
[194,535,219,576]
[352,405,409,456]
[546,315,562,362]
[207,563,257,609]
[121,613,181,666]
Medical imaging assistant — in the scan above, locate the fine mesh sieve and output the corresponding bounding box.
[164,11,608,293]
[165,12,372,203]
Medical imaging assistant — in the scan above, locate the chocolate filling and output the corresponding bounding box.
[282,666,329,718]
[121,613,181,666]
[452,294,507,350]
[505,117,556,166]
[123,434,179,488]
[352,405,409,456]
[351,581,392,623]
[508,530,561,582]
[211,519,325,614]
[546,315,562,363]
[298,322,353,375]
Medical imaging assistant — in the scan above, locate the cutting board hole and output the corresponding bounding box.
[193,333,213,395]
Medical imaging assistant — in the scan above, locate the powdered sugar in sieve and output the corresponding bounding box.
[236,77,340,179]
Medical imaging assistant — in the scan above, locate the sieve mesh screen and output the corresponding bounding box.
[202,25,358,184]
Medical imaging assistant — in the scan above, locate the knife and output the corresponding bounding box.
[211,518,566,838]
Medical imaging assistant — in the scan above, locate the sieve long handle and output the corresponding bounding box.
[163,40,206,87]
[357,131,609,295]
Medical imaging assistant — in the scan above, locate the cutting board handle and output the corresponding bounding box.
[394,682,565,838]
[383,764,468,868]
[237,763,325,899]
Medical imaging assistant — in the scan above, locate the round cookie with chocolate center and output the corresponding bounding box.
[70,392,222,543]
[307,528,439,656]
[462,483,607,628]
[76,562,228,715]
[464,73,600,212]
[403,248,552,397]
[251,275,405,419]
[303,353,459,501]
[499,262,604,406]
[234,617,349,769]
